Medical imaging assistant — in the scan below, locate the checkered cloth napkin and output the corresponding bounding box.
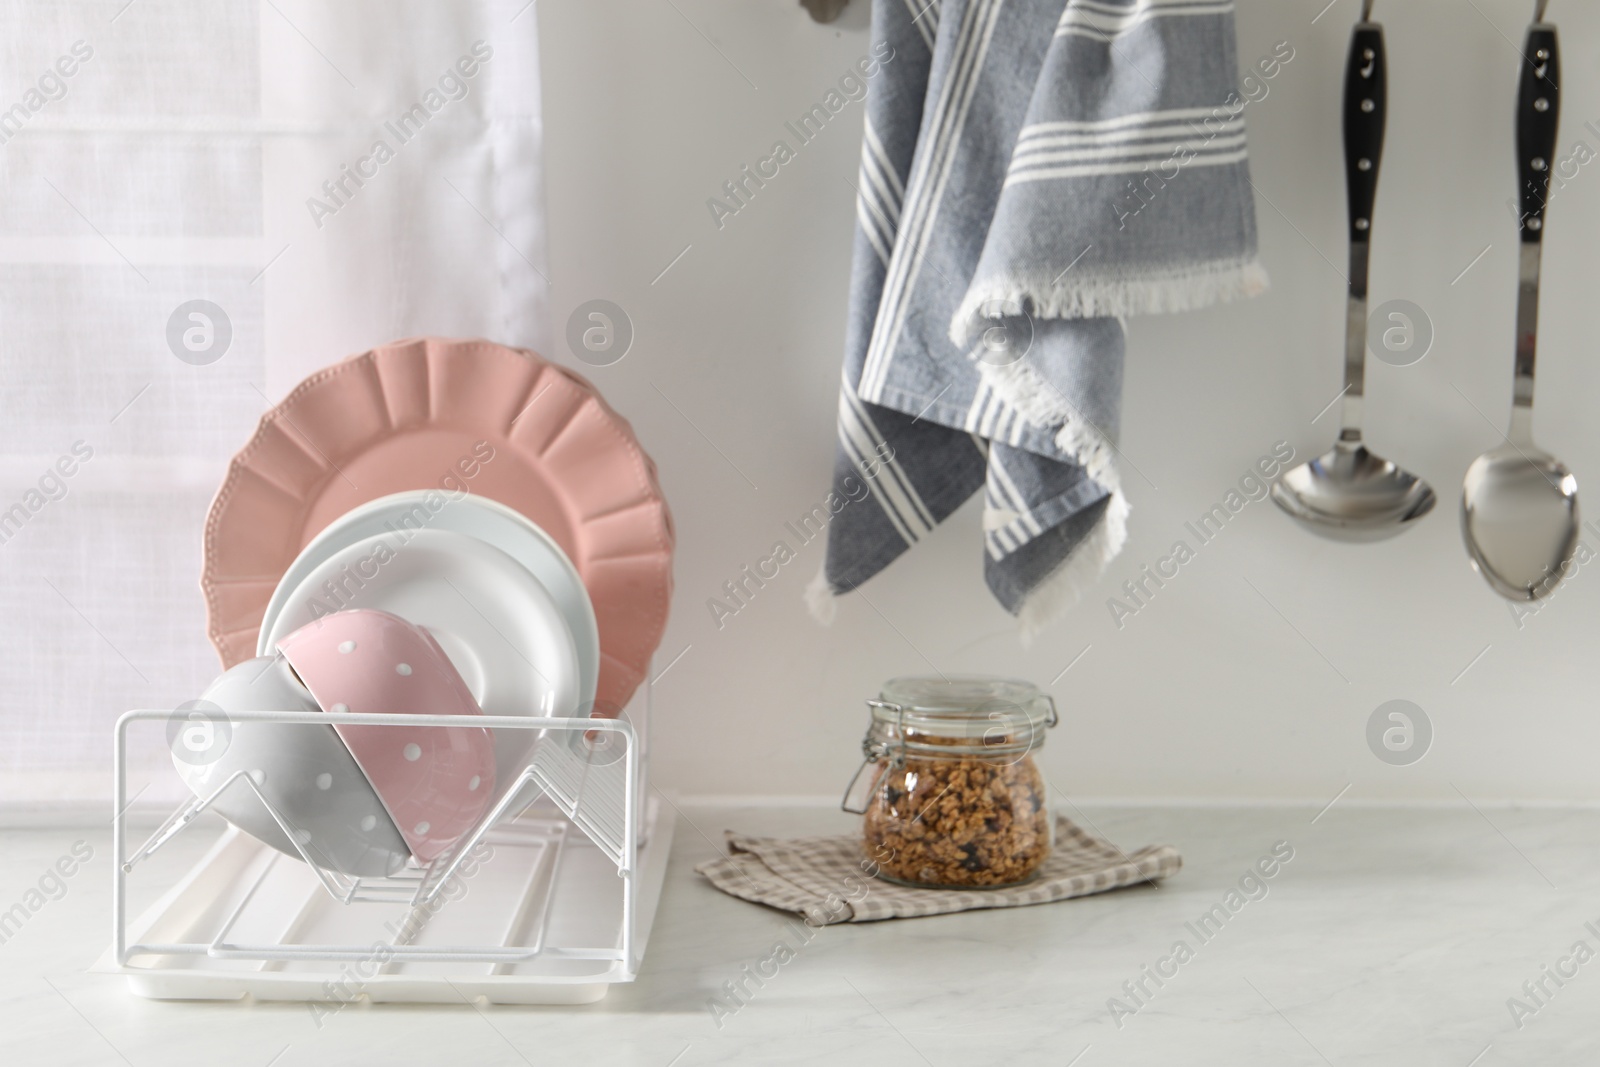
[695,815,1181,925]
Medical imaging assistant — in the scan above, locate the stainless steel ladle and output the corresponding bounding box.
[1271,2,1437,541]
[1461,8,1580,601]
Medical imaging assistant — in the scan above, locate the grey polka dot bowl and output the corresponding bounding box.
[171,656,411,877]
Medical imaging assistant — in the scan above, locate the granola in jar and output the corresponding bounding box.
[842,677,1057,889]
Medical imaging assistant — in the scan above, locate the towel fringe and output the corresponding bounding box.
[949,257,1270,344]
[973,357,1117,487]
[804,567,838,625]
[975,349,1132,640]
[1017,490,1130,644]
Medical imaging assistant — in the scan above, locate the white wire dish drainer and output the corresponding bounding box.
[97,685,674,1005]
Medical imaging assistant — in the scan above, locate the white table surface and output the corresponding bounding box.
[1,800,1596,1066]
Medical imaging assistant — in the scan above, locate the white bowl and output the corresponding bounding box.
[172,657,410,877]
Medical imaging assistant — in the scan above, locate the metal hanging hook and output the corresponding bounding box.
[1536,0,1550,22]
[1362,0,1375,21]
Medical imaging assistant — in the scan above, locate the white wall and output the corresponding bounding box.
[539,0,1600,802]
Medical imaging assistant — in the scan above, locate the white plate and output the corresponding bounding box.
[259,492,599,716]
[263,528,580,799]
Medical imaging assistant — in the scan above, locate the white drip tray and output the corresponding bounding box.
[95,797,673,1005]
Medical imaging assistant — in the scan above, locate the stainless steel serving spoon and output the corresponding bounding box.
[1272,2,1437,541]
[1462,7,1579,601]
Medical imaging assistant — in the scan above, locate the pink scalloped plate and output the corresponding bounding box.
[202,337,673,716]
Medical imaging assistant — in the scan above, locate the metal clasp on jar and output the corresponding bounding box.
[839,700,904,813]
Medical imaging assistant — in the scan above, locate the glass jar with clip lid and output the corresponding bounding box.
[840,675,1057,889]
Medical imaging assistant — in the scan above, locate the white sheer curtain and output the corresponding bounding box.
[0,0,547,810]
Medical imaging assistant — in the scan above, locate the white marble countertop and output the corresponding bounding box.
[2,800,1597,1065]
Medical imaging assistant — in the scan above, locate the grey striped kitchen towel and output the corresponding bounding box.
[811,0,1267,636]
[696,816,1180,924]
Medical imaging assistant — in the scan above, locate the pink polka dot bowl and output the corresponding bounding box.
[278,609,497,865]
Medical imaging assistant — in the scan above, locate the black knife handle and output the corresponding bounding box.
[1343,24,1385,245]
[1518,25,1560,242]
